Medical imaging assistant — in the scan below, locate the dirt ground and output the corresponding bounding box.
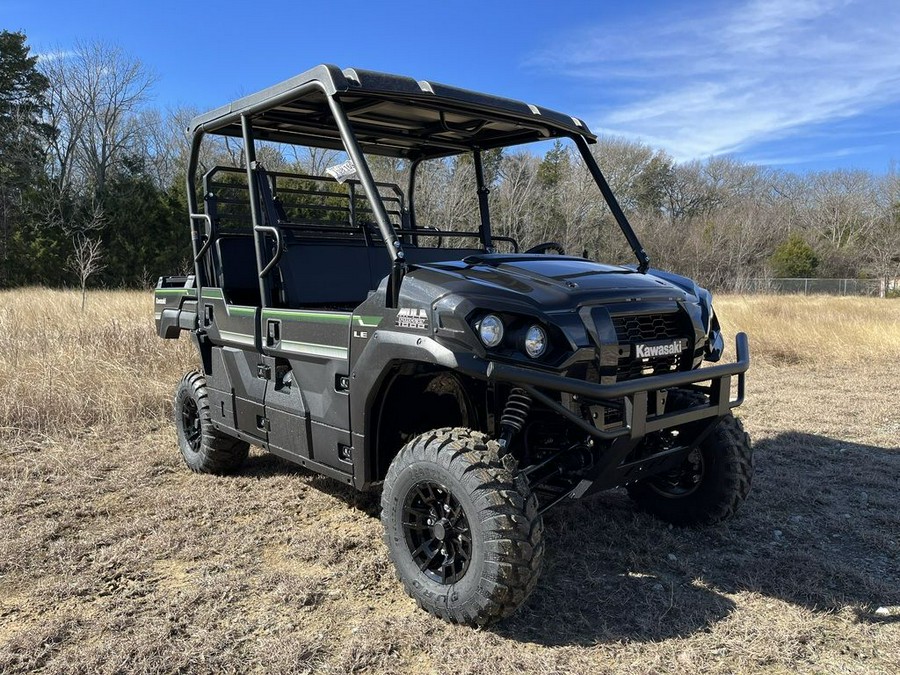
[0,292,898,673]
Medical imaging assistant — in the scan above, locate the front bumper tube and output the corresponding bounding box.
[486,333,750,443]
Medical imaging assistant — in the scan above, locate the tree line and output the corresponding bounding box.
[1,31,898,293]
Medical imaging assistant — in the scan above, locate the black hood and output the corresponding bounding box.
[405,254,693,312]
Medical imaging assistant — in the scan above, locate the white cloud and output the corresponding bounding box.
[531,0,900,162]
[35,50,75,63]
[745,144,887,166]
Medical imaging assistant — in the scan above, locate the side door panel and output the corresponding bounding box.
[200,287,258,350]
[204,347,235,427]
[221,348,268,444]
[264,364,312,462]
[261,309,351,471]
[199,286,267,444]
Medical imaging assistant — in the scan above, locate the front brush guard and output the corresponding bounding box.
[486,333,750,499]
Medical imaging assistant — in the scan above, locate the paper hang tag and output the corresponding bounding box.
[325,159,358,183]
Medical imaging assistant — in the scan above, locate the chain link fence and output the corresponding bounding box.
[742,278,887,296]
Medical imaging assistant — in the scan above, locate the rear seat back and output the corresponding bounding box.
[212,236,483,308]
[278,242,374,307]
[278,243,482,308]
[215,236,260,305]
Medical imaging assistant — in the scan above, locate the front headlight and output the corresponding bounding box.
[478,314,504,347]
[523,324,547,358]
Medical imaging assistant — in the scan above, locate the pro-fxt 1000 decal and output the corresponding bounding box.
[396,308,428,330]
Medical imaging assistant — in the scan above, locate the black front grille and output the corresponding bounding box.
[612,313,684,343]
[612,311,691,381]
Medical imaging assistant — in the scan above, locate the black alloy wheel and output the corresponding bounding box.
[402,480,472,584]
[647,447,705,497]
[173,371,250,474]
[627,389,753,525]
[180,396,202,453]
[381,428,544,625]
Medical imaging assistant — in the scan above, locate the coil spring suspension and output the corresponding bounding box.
[499,387,532,447]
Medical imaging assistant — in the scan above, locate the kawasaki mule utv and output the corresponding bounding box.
[155,65,751,626]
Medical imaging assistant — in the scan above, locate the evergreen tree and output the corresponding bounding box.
[98,157,190,286]
[770,234,819,278]
[537,140,568,187]
[0,30,53,286]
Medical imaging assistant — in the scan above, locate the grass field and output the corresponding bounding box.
[1,289,898,674]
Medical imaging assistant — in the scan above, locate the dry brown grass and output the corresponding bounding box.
[0,289,194,435]
[715,294,900,366]
[1,289,898,674]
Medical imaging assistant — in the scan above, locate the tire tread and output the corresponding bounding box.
[174,370,249,474]
[381,427,544,626]
[628,390,753,525]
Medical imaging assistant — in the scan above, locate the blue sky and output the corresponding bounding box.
[5,0,898,173]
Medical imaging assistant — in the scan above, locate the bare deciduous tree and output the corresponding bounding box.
[68,233,105,311]
[137,106,197,190]
[866,169,900,294]
[296,146,342,175]
[41,39,156,196]
[493,151,541,247]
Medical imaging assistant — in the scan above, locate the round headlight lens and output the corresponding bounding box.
[478,314,504,347]
[524,324,547,358]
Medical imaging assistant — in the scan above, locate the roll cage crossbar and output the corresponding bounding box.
[185,65,651,307]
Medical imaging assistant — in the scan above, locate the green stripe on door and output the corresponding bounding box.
[156,288,196,296]
[262,309,352,324]
[279,339,349,359]
[200,287,224,299]
[219,330,255,346]
[353,315,382,327]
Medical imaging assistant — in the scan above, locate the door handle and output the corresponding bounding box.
[266,319,281,346]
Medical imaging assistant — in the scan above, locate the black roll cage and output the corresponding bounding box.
[185,66,651,309]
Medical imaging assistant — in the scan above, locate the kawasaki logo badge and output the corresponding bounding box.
[634,338,688,359]
[396,307,428,330]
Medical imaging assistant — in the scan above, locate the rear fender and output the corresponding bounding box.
[155,276,198,338]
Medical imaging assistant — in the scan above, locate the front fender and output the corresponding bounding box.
[348,329,490,488]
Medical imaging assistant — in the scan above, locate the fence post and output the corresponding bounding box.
[804,278,808,294]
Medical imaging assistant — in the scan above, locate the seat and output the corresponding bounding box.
[215,236,260,305]
[278,242,374,308]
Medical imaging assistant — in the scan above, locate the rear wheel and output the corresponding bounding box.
[628,390,753,525]
[381,428,544,626]
[174,371,249,474]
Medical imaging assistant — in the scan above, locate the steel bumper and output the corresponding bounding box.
[486,332,750,443]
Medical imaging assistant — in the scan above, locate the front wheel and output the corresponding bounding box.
[628,390,753,525]
[381,428,544,626]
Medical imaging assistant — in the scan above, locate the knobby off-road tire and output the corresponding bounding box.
[628,390,753,526]
[381,428,544,626]
[174,371,249,474]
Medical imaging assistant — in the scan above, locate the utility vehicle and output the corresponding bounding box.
[155,65,752,626]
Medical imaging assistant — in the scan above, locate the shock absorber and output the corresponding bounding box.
[499,387,532,449]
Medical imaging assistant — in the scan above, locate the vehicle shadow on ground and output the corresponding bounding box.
[497,431,900,646]
[236,432,899,646]
[240,452,383,515]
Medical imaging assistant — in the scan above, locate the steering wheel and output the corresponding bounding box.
[524,241,565,255]
[418,225,442,248]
